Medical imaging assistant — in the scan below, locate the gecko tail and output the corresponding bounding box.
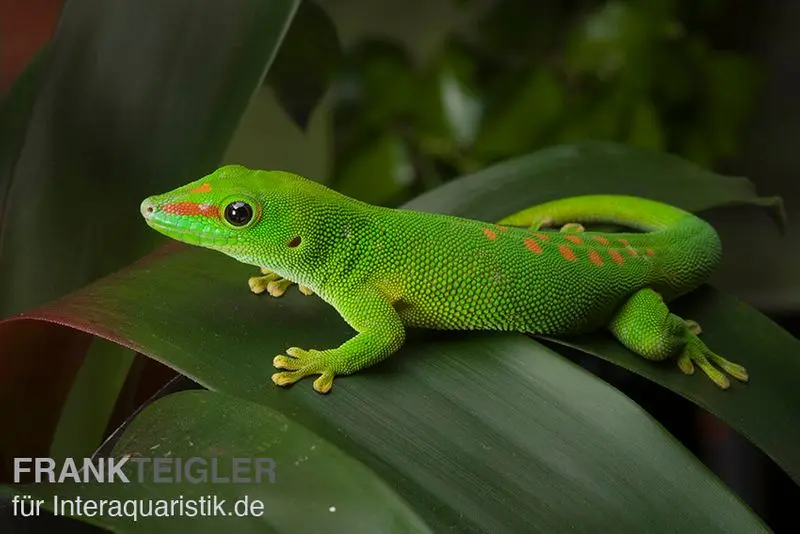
[497,195,693,233]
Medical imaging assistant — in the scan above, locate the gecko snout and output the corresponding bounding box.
[140,198,156,219]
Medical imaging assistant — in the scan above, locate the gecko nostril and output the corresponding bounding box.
[140,198,157,218]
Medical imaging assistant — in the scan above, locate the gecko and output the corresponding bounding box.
[140,164,748,394]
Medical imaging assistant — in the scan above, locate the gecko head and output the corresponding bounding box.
[140,165,314,267]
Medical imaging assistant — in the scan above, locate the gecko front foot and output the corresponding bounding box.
[272,347,338,394]
[676,334,749,389]
[248,268,314,297]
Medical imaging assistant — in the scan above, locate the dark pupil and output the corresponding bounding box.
[224,201,253,226]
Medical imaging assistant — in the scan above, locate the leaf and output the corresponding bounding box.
[564,1,669,78]
[413,43,482,149]
[404,141,784,228]
[0,49,46,214]
[265,0,342,130]
[627,99,665,151]
[340,40,416,129]
[48,339,135,461]
[5,390,431,533]
[0,0,299,470]
[543,285,800,483]
[472,68,565,160]
[335,134,414,204]
[0,141,794,530]
[0,260,767,530]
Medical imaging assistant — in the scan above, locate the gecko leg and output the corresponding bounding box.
[528,219,585,233]
[527,217,554,232]
[272,291,406,393]
[608,288,748,389]
[248,267,314,297]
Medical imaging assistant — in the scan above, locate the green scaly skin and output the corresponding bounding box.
[140,165,749,393]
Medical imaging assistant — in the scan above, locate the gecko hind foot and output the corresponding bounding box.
[677,334,749,389]
[683,319,702,335]
[272,347,336,393]
[609,288,748,390]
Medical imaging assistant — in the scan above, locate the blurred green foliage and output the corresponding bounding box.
[328,0,761,205]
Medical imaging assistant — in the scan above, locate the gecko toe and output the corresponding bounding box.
[273,355,301,370]
[313,373,334,394]
[271,371,301,387]
[679,335,748,389]
[272,347,338,393]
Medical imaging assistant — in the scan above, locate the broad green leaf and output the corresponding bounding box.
[414,43,482,150]
[342,40,416,129]
[0,256,767,530]
[0,0,298,315]
[472,68,565,160]
[627,99,665,150]
[0,141,794,530]
[336,134,414,204]
[6,390,431,533]
[404,141,784,225]
[48,339,135,461]
[265,0,342,130]
[0,0,299,469]
[0,49,46,213]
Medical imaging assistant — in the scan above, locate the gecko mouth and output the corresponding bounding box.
[143,217,238,248]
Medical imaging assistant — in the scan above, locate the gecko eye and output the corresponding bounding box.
[223,201,253,226]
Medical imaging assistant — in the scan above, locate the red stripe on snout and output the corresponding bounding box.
[162,202,219,218]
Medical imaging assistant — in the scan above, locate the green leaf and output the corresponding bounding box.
[564,1,673,78]
[48,340,135,461]
[0,142,794,530]
[701,53,761,157]
[335,134,414,204]
[341,40,416,129]
[627,99,665,151]
[414,43,482,148]
[404,141,784,227]
[0,48,46,213]
[0,263,767,530]
[1,0,298,315]
[472,69,565,160]
[7,390,431,533]
[265,0,342,130]
[0,0,298,469]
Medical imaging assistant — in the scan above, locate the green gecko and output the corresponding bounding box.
[140,165,748,394]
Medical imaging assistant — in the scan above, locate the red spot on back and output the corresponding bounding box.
[617,238,637,256]
[608,250,625,265]
[483,228,497,240]
[646,248,656,256]
[559,245,577,261]
[162,202,219,218]
[494,225,508,232]
[524,238,542,254]
[592,235,609,245]
[588,249,604,266]
[564,234,583,244]
[534,233,549,241]
[189,182,212,193]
